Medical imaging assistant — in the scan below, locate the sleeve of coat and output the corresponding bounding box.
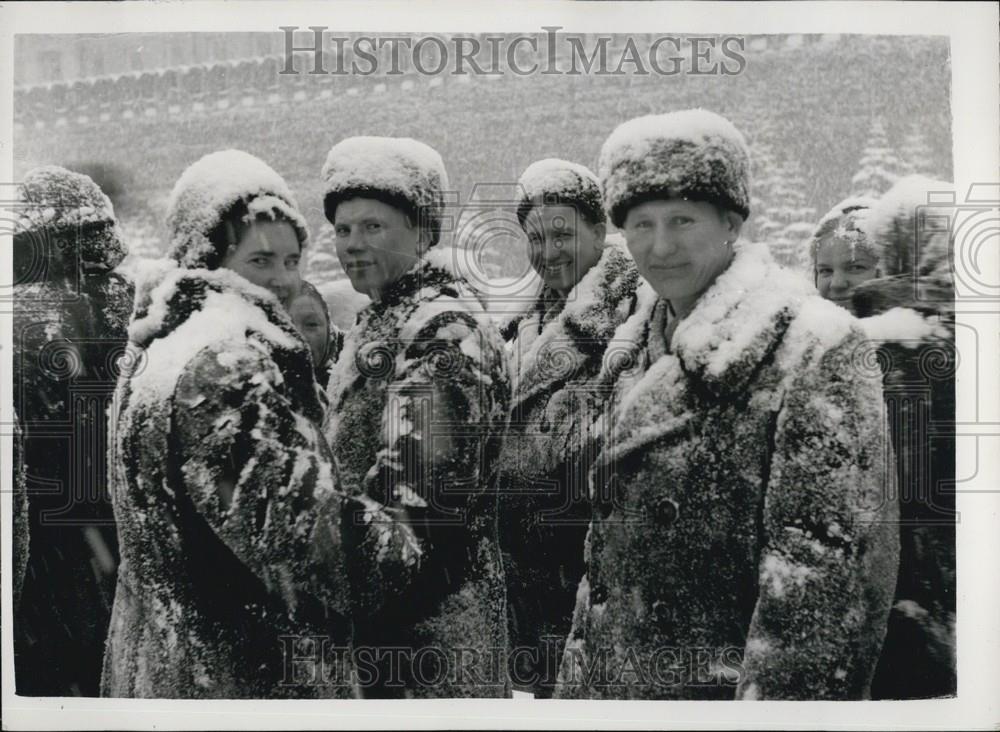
[350,300,508,612]
[172,340,349,622]
[736,319,900,700]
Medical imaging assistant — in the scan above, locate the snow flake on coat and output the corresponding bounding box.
[497,238,640,696]
[103,266,352,699]
[324,246,511,698]
[555,241,899,700]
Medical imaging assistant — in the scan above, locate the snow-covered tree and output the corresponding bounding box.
[851,117,904,197]
[759,157,817,270]
[898,122,936,177]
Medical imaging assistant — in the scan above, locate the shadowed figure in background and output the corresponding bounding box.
[496,159,639,697]
[554,110,899,700]
[101,150,354,699]
[289,279,344,391]
[320,136,511,698]
[12,166,134,696]
[812,176,957,699]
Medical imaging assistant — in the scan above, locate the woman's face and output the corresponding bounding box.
[289,294,330,366]
[814,235,880,313]
[221,219,302,307]
[622,198,739,308]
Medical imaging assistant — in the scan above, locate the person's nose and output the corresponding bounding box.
[542,237,564,263]
[344,228,368,255]
[654,224,678,258]
[830,269,850,292]
[270,267,297,302]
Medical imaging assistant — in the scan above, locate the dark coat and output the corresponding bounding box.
[102,267,353,699]
[497,239,639,696]
[12,236,133,696]
[12,413,29,612]
[854,272,956,699]
[324,248,511,698]
[554,242,899,700]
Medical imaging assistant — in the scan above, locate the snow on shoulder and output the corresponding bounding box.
[166,149,308,269]
[672,241,811,380]
[862,174,954,275]
[128,266,298,407]
[777,294,858,375]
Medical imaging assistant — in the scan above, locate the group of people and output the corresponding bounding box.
[11,109,955,700]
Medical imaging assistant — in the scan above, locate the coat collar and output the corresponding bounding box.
[606,241,812,397]
[594,242,811,467]
[126,262,323,423]
[325,246,479,414]
[510,238,639,407]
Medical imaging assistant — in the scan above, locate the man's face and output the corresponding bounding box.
[815,235,880,313]
[524,204,606,297]
[333,198,425,300]
[221,219,301,307]
[622,198,739,305]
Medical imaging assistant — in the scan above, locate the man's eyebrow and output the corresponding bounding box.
[244,249,276,258]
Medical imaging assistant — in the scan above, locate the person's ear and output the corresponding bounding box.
[724,210,744,240]
[415,227,432,256]
[592,222,607,249]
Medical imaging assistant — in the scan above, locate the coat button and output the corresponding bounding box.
[653,497,679,525]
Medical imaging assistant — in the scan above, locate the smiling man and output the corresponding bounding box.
[497,159,639,697]
[320,136,511,698]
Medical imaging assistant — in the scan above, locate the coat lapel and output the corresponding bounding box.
[510,241,638,411]
[596,243,810,464]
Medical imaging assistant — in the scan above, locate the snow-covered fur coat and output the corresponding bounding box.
[853,271,956,699]
[102,267,353,699]
[496,239,639,696]
[12,232,133,696]
[324,248,511,698]
[554,242,899,700]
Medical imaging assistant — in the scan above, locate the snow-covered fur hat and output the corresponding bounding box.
[321,136,449,246]
[598,109,752,229]
[16,165,128,273]
[863,175,954,277]
[515,158,605,229]
[166,149,309,270]
[808,196,878,265]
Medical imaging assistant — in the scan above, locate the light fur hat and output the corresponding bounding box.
[598,109,752,228]
[515,158,605,228]
[166,149,309,270]
[320,136,449,246]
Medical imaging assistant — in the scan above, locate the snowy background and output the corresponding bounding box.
[13,32,953,295]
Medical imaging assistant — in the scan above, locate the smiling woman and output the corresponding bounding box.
[102,149,354,699]
[213,211,303,308]
[808,198,880,314]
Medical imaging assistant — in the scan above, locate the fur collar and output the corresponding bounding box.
[510,238,639,406]
[605,241,812,397]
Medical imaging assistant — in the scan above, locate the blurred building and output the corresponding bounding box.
[14,33,284,87]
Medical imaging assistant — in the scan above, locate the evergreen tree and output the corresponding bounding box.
[851,117,904,197]
[899,122,936,177]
